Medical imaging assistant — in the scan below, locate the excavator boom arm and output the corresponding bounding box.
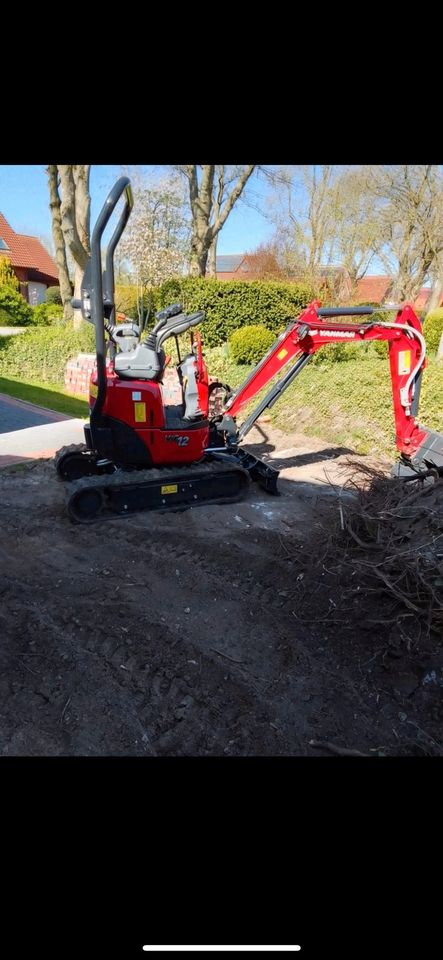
[223,302,442,471]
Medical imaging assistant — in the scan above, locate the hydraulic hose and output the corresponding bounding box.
[374,322,427,410]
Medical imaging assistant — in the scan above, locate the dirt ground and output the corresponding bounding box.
[1,420,442,756]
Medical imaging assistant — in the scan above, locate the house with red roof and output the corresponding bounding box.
[0,212,59,305]
[354,275,440,311]
[214,254,261,280]
[213,257,441,311]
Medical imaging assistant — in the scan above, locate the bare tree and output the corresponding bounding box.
[47,166,91,327]
[369,165,443,302]
[46,165,74,322]
[267,164,377,286]
[207,166,227,276]
[331,166,381,285]
[243,241,284,279]
[58,165,91,327]
[268,165,342,285]
[205,166,254,275]
[177,165,256,276]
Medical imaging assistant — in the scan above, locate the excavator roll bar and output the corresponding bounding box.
[70,177,134,444]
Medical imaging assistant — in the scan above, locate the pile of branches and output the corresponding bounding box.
[334,463,443,644]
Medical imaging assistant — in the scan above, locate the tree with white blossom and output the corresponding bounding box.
[119,173,190,287]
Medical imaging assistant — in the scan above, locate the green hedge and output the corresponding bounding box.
[152,277,315,347]
[31,303,64,326]
[0,323,95,383]
[229,325,275,364]
[45,286,63,305]
[423,308,443,353]
[0,285,33,326]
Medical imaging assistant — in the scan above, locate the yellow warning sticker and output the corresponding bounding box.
[161,484,178,495]
[277,348,288,361]
[134,402,147,422]
[398,350,411,375]
[90,383,98,397]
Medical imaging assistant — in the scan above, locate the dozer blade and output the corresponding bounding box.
[233,448,280,494]
[65,461,250,523]
[208,448,280,495]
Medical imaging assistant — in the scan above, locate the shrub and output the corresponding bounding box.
[423,308,443,354]
[311,342,350,364]
[0,257,20,291]
[0,323,95,383]
[45,286,63,305]
[31,302,64,326]
[229,324,275,364]
[371,339,388,358]
[153,277,315,347]
[0,284,33,326]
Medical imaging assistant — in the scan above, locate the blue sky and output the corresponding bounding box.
[0,164,275,255]
[1,165,430,285]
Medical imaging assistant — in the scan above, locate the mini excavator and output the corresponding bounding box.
[55,177,443,522]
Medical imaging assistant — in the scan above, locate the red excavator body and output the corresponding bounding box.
[55,176,443,522]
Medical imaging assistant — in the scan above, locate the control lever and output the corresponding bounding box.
[155,302,183,322]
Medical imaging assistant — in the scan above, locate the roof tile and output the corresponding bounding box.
[0,212,58,281]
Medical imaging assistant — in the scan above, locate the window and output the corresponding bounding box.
[0,237,10,250]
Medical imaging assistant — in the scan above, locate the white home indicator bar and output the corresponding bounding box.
[143,948,301,953]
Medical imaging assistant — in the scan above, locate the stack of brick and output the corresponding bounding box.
[64,353,96,396]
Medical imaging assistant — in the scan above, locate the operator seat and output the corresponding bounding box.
[114,303,204,383]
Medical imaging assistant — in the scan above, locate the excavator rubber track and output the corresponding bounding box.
[64,460,251,523]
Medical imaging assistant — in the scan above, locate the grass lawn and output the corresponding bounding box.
[0,377,89,419]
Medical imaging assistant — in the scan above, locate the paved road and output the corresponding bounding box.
[0,392,86,467]
[0,393,68,434]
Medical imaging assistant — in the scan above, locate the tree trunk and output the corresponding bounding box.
[208,237,217,276]
[394,258,437,306]
[54,165,91,326]
[183,164,255,277]
[58,166,90,270]
[207,167,224,277]
[47,165,73,322]
[188,251,201,276]
[72,265,84,330]
[189,238,210,276]
[73,164,91,257]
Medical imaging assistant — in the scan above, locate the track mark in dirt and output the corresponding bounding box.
[1,427,440,756]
